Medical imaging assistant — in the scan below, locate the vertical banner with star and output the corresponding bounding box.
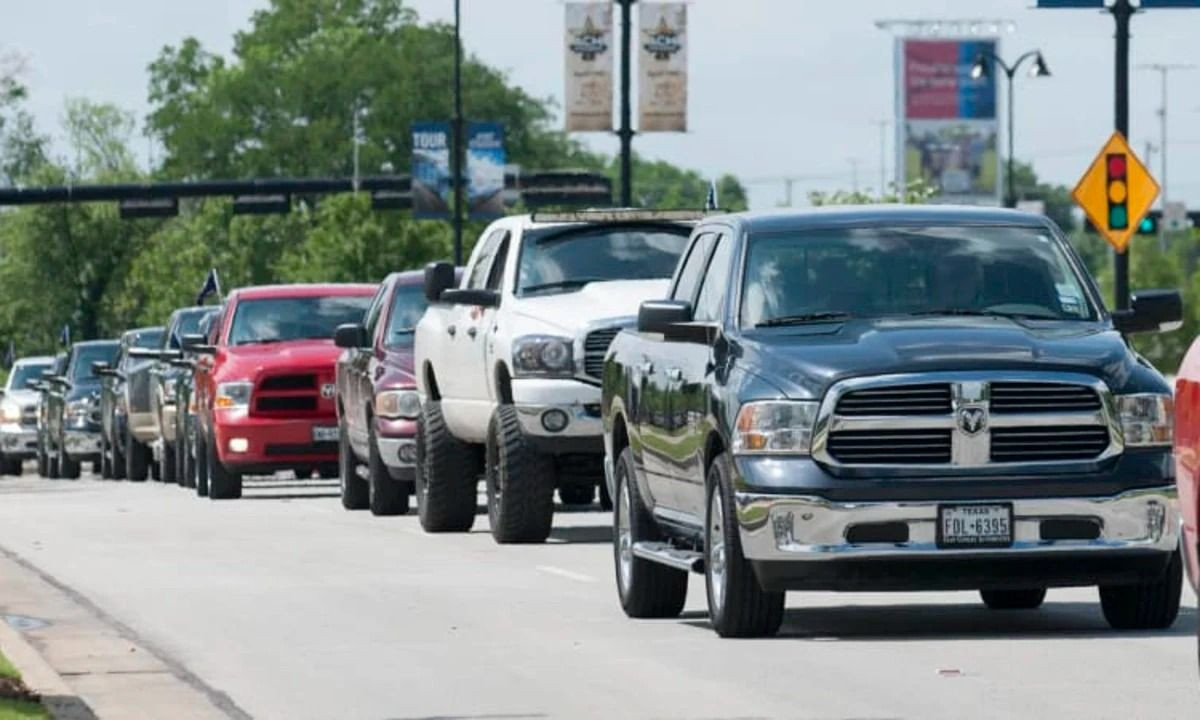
[564,3,613,132]
[638,2,687,132]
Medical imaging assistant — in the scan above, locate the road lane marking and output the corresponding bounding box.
[536,565,597,583]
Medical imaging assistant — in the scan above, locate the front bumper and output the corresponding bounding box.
[213,410,338,472]
[511,377,603,454]
[63,429,102,459]
[375,417,416,481]
[0,424,38,458]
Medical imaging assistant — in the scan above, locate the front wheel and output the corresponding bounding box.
[705,452,784,638]
[368,425,408,516]
[980,588,1046,610]
[207,439,242,500]
[126,432,149,482]
[485,404,555,544]
[161,442,177,485]
[338,422,368,510]
[613,447,687,618]
[99,435,113,479]
[58,438,81,480]
[414,401,478,533]
[1099,549,1183,630]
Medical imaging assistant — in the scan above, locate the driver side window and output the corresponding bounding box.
[467,229,507,290]
[362,284,388,343]
[671,233,716,304]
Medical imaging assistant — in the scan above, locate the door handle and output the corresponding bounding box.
[665,367,684,382]
[466,327,477,339]
[447,325,457,337]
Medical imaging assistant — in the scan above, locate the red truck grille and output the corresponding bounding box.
[253,371,333,418]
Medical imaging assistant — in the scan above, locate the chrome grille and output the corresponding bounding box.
[827,429,952,464]
[835,384,951,416]
[990,426,1110,462]
[583,327,622,380]
[990,382,1101,413]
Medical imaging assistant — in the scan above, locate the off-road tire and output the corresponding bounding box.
[368,424,408,516]
[58,438,81,480]
[36,446,48,478]
[161,442,177,485]
[980,588,1046,610]
[339,422,368,510]
[126,432,149,482]
[99,435,113,479]
[194,433,209,497]
[415,401,478,533]
[485,404,556,544]
[207,440,242,500]
[705,452,785,638]
[613,446,688,618]
[558,483,595,506]
[1099,549,1183,630]
[1,455,22,476]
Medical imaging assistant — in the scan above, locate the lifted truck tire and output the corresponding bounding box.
[486,404,556,544]
[338,422,369,510]
[207,440,242,500]
[415,401,478,533]
[1099,549,1183,630]
[613,447,687,618]
[126,432,149,482]
[980,588,1046,610]
[705,452,785,638]
[368,425,408,516]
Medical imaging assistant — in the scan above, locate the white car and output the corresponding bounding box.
[414,210,698,542]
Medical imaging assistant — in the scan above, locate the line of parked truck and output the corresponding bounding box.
[0,206,1197,648]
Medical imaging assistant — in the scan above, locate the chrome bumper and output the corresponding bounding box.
[376,437,416,473]
[735,486,1180,561]
[64,430,101,457]
[0,425,38,456]
[511,378,602,440]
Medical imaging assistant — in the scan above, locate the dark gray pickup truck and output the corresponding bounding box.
[601,206,1184,638]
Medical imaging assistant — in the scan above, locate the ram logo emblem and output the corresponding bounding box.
[957,406,987,436]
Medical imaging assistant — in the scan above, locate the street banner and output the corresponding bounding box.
[897,38,1000,205]
[467,122,506,220]
[564,3,613,132]
[638,2,687,132]
[411,122,452,219]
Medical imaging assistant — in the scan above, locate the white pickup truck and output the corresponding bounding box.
[414,210,697,543]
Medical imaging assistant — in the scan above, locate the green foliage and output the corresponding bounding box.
[1010,160,1075,233]
[808,178,938,206]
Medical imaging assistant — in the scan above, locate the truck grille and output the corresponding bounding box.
[583,327,622,380]
[827,429,952,464]
[260,374,316,391]
[990,426,1110,462]
[253,371,332,418]
[990,382,1101,413]
[835,384,951,416]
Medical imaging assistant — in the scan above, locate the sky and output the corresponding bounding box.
[4,1,1200,211]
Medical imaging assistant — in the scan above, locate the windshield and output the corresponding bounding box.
[229,295,373,346]
[384,284,428,348]
[517,225,689,296]
[741,226,1096,328]
[7,362,52,390]
[165,310,210,349]
[71,345,118,382]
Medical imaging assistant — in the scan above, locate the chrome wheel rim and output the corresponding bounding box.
[617,478,633,594]
[708,488,727,616]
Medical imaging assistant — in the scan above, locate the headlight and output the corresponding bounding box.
[215,381,253,410]
[0,399,20,424]
[733,401,819,455]
[1117,393,1173,447]
[376,389,421,419]
[512,336,575,377]
[66,399,94,423]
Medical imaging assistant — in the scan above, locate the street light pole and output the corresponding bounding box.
[617,0,635,207]
[452,0,464,266]
[971,49,1050,208]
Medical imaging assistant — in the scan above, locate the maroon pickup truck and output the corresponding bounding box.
[334,270,457,515]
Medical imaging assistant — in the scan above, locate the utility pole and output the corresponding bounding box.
[1112,0,1132,310]
[1137,63,1195,231]
[452,0,465,265]
[617,0,635,207]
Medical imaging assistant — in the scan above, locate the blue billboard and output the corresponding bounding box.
[411,122,451,219]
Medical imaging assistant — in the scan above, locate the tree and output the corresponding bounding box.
[1010,160,1075,233]
[611,155,748,211]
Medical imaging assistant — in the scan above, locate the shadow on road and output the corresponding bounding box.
[548,525,612,544]
[237,492,340,501]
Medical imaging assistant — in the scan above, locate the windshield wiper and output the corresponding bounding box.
[522,278,608,294]
[904,308,1061,320]
[756,312,852,328]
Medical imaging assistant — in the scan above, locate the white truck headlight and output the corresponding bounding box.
[66,399,94,424]
[376,390,421,419]
[215,381,253,410]
[733,401,819,455]
[0,399,20,424]
[512,336,575,377]
[1117,393,1173,447]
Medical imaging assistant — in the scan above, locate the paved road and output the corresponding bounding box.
[0,472,1196,720]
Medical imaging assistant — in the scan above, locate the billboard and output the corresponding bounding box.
[411,122,451,219]
[564,3,613,131]
[638,2,687,132]
[897,38,1000,204]
[467,122,506,220]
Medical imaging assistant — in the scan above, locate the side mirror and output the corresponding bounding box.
[181,334,217,355]
[424,261,457,303]
[128,348,161,359]
[1113,289,1183,334]
[440,288,500,308]
[168,358,194,369]
[334,323,369,349]
[92,361,116,378]
[47,374,68,387]
[637,300,715,344]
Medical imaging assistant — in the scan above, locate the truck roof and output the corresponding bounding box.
[13,355,53,366]
[231,283,378,300]
[729,205,1052,234]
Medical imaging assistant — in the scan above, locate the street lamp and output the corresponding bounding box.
[970,50,1051,208]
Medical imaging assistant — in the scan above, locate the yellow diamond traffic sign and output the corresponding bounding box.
[1072,131,1159,253]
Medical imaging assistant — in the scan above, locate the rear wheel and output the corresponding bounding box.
[485,404,555,544]
[980,588,1046,610]
[1099,549,1183,630]
[36,445,48,478]
[1,455,22,476]
[207,440,242,500]
[415,401,478,533]
[58,437,80,480]
[126,432,149,482]
[46,439,60,479]
[613,447,687,618]
[338,422,368,510]
[368,424,408,516]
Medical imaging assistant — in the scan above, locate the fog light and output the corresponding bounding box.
[228,438,249,453]
[541,409,569,433]
[397,443,417,464]
[1146,501,1166,542]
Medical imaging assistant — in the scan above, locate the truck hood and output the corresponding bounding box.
[377,347,416,389]
[220,339,342,379]
[3,389,38,408]
[740,317,1164,400]
[511,279,669,334]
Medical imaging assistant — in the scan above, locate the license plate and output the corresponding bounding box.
[937,504,1013,549]
[312,426,339,443]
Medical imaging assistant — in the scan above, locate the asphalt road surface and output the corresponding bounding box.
[0,471,1197,720]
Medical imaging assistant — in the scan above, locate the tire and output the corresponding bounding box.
[180,432,194,489]
[36,444,48,478]
[58,438,81,480]
[705,452,784,638]
[415,401,478,533]
[46,439,60,480]
[194,433,209,497]
[558,483,595,506]
[338,422,368,511]
[207,439,242,500]
[99,435,113,479]
[485,404,556,544]
[150,454,161,482]
[111,430,126,480]
[613,446,687,618]
[980,588,1046,610]
[1,456,21,476]
[599,479,613,512]
[368,424,408,516]
[126,432,149,482]
[1099,549,1183,630]
[161,442,177,485]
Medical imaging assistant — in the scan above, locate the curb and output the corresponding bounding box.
[0,613,96,719]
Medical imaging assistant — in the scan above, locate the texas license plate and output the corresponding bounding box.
[937,504,1013,549]
[312,426,339,443]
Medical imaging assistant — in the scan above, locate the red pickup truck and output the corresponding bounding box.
[186,284,376,499]
[1175,344,1200,671]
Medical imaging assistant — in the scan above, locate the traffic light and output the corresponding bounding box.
[1136,212,1158,235]
[1106,153,1128,230]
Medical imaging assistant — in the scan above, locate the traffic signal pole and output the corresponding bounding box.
[1112,0,1133,311]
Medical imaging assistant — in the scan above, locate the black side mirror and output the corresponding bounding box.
[1113,289,1183,334]
[424,261,457,303]
[638,300,715,344]
[334,323,369,349]
[128,348,161,359]
[92,361,115,378]
[180,334,217,355]
[440,288,500,308]
[47,374,68,387]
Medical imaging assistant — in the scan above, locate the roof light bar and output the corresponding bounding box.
[530,209,721,224]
